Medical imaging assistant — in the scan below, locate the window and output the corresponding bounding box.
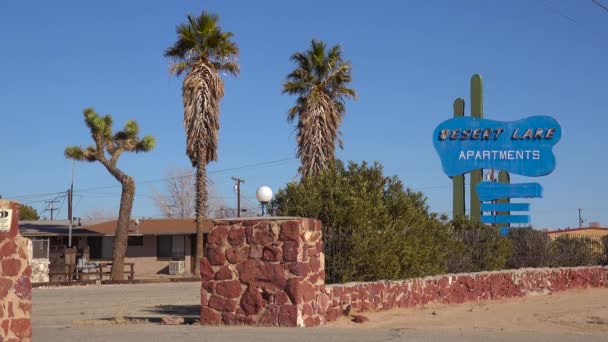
[87,236,114,259]
[88,237,102,259]
[157,235,185,260]
[157,236,172,259]
[128,236,144,246]
[31,238,49,259]
[101,237,114,259]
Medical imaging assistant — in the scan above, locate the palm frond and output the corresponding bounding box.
[182,62,224,165]
[165,10,239,80]
[282,39,357,178]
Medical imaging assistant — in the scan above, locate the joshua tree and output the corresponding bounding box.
[165,11,239,276]
[65,108,155,280]
[283,39,357,178]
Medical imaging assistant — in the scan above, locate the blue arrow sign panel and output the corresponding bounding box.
[481,215,530,224]
[476,182,543,202]
[481,203,530,212]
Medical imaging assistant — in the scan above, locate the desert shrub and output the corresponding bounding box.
[550,236,603,267]
[602,236,608,265]
[507,227,552,268]
[447,216,512,273]
[272,160,451,283]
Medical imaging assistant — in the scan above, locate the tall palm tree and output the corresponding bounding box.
[283,39,357,178]
[165,11,239,276]
[65,108,156,280]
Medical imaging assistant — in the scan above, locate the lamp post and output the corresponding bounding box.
[256,186,273,216]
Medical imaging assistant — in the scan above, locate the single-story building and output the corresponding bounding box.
[545,223,608,242]
[19,218,212,279]
[545,223,608,254]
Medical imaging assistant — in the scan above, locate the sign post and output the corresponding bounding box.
[433,75,562,231]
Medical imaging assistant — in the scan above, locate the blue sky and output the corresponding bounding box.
[1,0,606,228]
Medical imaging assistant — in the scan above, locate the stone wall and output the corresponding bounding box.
[200,217,608,328]
[29,259,49,284]
[26,239,50,283]
[0,200,32,341]
[322,267,608,322]
[200,218,325,327]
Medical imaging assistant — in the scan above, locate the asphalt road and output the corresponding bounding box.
[32,282,608,342]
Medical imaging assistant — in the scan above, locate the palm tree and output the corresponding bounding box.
[165,11,239,276]
[283,39,357,178]
[65,108,156,280]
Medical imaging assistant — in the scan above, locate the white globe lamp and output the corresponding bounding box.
[256,186,273,216]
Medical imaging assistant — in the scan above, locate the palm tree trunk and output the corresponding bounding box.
[193,159,207,277]
[111,176,135,280]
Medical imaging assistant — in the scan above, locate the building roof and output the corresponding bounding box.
[546,227,608,235]
[20,218,212,237]
[84,218,209,236]
[19,219,108,237]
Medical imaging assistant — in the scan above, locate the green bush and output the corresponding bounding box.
[272,160,451,283]
[272,159,605,283]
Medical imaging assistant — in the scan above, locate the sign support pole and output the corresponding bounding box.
[470,74,483,222]
[452,98,466,219]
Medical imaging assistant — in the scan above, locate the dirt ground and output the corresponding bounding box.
[32,282,608,342]
[328,288,608,335]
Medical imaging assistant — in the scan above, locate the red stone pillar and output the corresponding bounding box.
[0,200,32,341]
[200,218,325,327]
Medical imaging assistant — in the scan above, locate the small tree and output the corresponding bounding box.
[84,208,117,221]
[19,204,40,220]
[65,108,155,280]
[151,167,239,219]
[152,168,196,218]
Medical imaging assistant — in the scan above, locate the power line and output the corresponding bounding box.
[3,157,295,201]
[592,0,608,13]
[54,193,67,219]
[44,199,61,220]
[540,0,578,23]
[74,157,295,193]
[7,191,67,200]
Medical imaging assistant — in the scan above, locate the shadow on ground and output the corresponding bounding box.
[90,305,201,325]
[144,304,200,318]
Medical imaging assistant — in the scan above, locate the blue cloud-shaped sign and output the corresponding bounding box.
[433,116,561,177]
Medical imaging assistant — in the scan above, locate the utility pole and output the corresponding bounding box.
[44,199,60,220]
[578,208,584,227]
[68,160,75,246]
[67,188,72,246]
[231,177,245,218]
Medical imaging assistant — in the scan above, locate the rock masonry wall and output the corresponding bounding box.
[29,259,49,284]
[323,267,608,322]
[0,200,32,341]
[201,217,608,328]
[200,218,325,327]
[25,239,49,284]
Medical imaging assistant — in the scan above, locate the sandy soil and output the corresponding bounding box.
[32,283,608,341]
[328,288,608,336]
